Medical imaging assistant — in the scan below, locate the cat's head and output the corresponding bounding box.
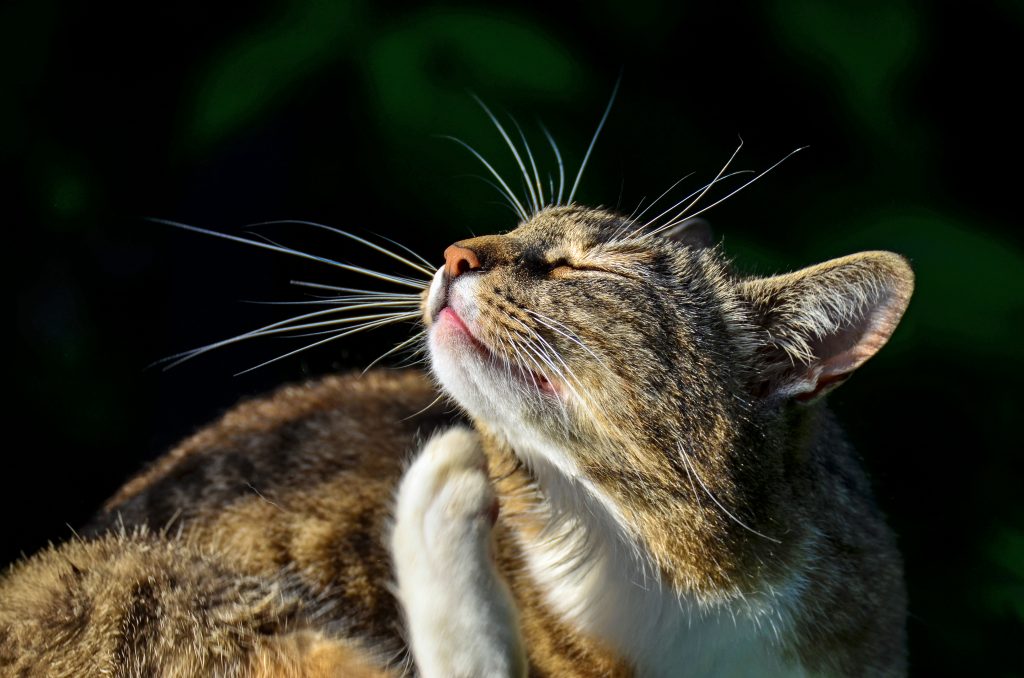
[424,205,912,533]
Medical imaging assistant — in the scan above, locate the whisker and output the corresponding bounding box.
[150,219,428,290]
[567,75,621,205]
[649,146,807,236]
[245,220,436,278]
[618,170,755,242]
[645,138,745,233]
[472,96,539,214]
[277,313,419,339]
[678,443,782,544]
[159,308,416,368]
[440,136,530,221]
[375,233,436,271]
[361,330,426,373]
[243,297,418,307]
[461,173,532,219]
[515,333,574,421]
[401,392,448,422]
[289,280,421,297]
[540,123,566,206]
[234,314,417,375]
[507,316,587,409]
[511,115,546,208]
[631,173,696,224]
[525,310,610,370]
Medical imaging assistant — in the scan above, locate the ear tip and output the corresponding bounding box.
[864,250,915,297]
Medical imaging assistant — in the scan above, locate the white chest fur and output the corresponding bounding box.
[514,442,812,678]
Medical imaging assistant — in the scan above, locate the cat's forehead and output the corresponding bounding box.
[510,206,628,247]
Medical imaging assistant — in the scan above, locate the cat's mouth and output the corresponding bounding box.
[434,306,558,396]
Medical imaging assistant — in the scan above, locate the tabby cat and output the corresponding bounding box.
[1,113,913,676]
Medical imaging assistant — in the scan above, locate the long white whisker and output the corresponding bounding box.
[540,123,566,206]
[622,170,755,242]
[525,310,609,370]
[631,173,696,224]
[461,173,532,218]
[243,297,418,307]
[511,116,546,208]
[649,146,808,237]
[288,281,421,297]
[472,96,539,214]
[156,304,378,367]
[375,233,436,270]
[503,330,541,399]
[515,333,573,421]
[646,138,745,233]
[678,443,782,544]
[235,315,416,375]
[401,392,448,422]
[150,219,427,290]
[567,76,621,205]
[362,330,426,373]
[440,136,530,221]
[507,316,587,409]
[163,310,417,368]
[265,313,419,339]
[247,220,436,277]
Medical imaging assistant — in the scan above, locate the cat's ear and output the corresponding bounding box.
[737,251,914,401]
[662,218,714,249]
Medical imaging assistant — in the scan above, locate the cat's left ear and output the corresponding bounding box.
[662,218,714,249]
[737,251,914,401]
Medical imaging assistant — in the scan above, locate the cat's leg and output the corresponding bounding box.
[391,426,526,678]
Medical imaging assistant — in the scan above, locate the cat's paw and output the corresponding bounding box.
[392,426,497,566]
[390,426,525,678]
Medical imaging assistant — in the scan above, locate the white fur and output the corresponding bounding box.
[391,427,526,678]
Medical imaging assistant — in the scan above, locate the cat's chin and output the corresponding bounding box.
[428,309,560,428]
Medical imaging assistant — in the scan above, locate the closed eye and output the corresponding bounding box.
[547,258,613,277]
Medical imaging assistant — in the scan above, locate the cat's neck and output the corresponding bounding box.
[489,431,811,678]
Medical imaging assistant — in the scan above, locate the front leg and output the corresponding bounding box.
[391,426,526,678]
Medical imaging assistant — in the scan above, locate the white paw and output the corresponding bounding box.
[391,426,525,678]
[392,426,497,565]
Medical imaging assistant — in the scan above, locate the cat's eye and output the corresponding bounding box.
[546,258,612,277]
[547,258,575,276]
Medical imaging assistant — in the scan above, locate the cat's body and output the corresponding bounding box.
[1,205,912,677]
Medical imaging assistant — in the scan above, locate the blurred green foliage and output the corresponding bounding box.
[5,0,1022,674]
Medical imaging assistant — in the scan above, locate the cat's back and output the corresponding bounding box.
[90,369,452,536]
[88,370,457,650]
[2,370,456,676]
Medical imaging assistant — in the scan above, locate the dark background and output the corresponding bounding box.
[5,1,1022,674]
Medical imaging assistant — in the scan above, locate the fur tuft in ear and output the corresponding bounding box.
[662,218,714,249]
[738,251,914,401]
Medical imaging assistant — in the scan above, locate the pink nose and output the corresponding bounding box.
[444,244,481,278]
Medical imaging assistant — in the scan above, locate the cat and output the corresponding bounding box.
[0,112,913,676]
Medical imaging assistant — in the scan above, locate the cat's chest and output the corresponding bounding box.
[521,533,806,677]
[506,462,809,678]
[523,528,810,678]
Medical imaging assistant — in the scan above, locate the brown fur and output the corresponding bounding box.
[1,205,912,676]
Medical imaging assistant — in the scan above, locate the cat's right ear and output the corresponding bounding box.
[662,218,714,249]
[737,251,914,402]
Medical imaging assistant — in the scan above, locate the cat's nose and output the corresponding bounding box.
[444,244,482,279]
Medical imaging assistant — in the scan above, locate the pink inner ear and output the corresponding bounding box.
[801,291,906,398]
